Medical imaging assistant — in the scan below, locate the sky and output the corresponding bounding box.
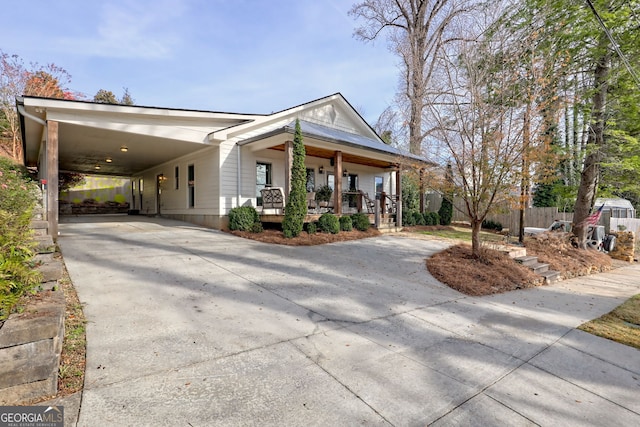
[1,0,400,124]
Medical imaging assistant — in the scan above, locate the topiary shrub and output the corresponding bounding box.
[318,213,340,234]
[306,222,317,234]
[228,206,260,231]
[481,219,503,232]
[439,197,453,225]
[340,215,353,231]
[351,212,370,231]
[282,119,307,238]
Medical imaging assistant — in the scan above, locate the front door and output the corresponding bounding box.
[347,174,358,208]
[156,174,164,215]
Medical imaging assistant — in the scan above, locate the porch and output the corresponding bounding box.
[258,187,400,229]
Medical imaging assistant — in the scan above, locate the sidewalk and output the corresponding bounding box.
[52,216,640,426]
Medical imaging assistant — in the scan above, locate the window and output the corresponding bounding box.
[375,176,384,195]
[347,174,358,207]
[306,168,315,192]
[327,173,335,191]
[256,162,272,206]
[188,164,195,208]
[175,166,180,190]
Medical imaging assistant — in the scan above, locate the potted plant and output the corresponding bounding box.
[315,185,333,207]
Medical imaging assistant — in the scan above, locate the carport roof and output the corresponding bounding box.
[17,96,256,176]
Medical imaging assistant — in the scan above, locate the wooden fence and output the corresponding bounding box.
[610,218,640,235]
[426,193,640,232]
[450,198,574,231]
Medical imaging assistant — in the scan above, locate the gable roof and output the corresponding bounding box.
[208,93,379,142]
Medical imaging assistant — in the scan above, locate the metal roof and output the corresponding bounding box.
[241,119,431,164]
[594,198,635,210]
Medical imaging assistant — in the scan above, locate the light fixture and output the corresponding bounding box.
[94,164,101,170]
[319,165,324,174]
[343,169,348,177]
[105,157,113,163]
[120,145,128,152]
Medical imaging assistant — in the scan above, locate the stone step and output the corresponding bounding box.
[540,270,560,284]
[34,253,54,265]
[530,262,549,274]
[36,259,63,283]
[29,220,48,230]
[377,224,400,233]
[32,235,55,254]
[514,255,538,267]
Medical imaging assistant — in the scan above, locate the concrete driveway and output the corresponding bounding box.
[57,216,640,426]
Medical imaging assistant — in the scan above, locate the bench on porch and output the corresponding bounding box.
[260,187,285,214]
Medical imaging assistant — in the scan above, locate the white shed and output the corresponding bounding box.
[594,198,636,218]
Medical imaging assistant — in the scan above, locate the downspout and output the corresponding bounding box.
[236,143,241,207]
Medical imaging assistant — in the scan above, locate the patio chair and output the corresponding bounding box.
[260,187,285,214]
[306,192,317,212]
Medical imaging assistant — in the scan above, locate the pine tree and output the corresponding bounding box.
[282,119,307,238]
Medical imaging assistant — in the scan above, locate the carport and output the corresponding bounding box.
[17,96,251,238]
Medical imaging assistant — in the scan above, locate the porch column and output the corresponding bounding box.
[395,166,402,227]
[284,140,293,199]
[334,151,342,214]
[419,168,425,213]
[46,121,59,239]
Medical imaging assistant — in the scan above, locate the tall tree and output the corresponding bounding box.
[93,89,118,104]
[93,88,135,105]
[350,0,473,155]
[513,0,640,243]
[0,51,73,161]
[282,119,307,238]
[426,33,529,256]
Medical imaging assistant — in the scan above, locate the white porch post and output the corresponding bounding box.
[334,151,342,214]
[284,140,293,198]
[46,121,59,239]
[395,167,402,227]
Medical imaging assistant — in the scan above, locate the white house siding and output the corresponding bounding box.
[134,146,222,227]
[298,103,366,135]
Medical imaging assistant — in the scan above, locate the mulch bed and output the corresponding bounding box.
[226,228,381,246]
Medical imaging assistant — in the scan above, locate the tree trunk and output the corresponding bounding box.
[471,219,482,258]
[573,38,610,248]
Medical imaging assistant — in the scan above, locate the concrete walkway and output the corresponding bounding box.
[56,216,640,426]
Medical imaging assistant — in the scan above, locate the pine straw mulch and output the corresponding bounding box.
[524,232,612,278]
[427,244,543,296]
[226,227,381,245]
[427,231,614,297]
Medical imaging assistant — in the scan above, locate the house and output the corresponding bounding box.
[18,93,430,237]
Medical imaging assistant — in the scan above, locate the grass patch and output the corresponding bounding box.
[57,266,86,397]
[411,225,507,244]
[578,294,640,349]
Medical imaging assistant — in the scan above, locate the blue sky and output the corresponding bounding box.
[2,0,399,124]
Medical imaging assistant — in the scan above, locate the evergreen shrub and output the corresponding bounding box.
[339,215,353,231]
[351,212,370,231]
[0,158,41,320]
[228,206,260,231]
[318,213,340,234]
